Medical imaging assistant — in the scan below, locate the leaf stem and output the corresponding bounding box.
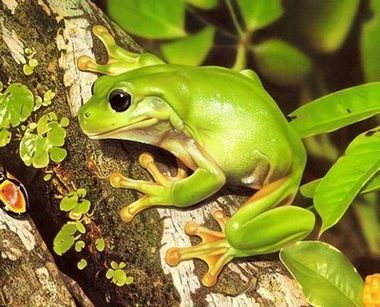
[225,0,244,38]
[232,43,246,70]
[185,4,237,39]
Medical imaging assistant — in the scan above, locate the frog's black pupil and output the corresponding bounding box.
[91,82,95,95]
[109,90,131,112]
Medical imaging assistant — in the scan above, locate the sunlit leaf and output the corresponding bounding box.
[237,0,283,31]
[95,238,105,252]
[75,240,85,252]
[60,192,78,211]
[295,0,360,53]
[300,179,322,199]
[0,83,34,128]
[53,223,78,255]
[361,0,380,82]
[0,129,11,147]
[75,221,86,234]
[300,172,380,199]
[289,82,380,138]
[77,259,87,270]
[106,0,186,39]
[362,171,380,194]
[280,241,363,307]
[315,128,380,235]
[185,0,218,9]
[252,39,312,86]
[161,26,215,66]
[106,269,114,279]
[113,269,127,287]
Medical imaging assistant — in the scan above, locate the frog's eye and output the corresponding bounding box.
[108,90,131,112]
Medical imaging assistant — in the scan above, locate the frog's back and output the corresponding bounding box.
[124,65,305,187]
[175,66,306,187]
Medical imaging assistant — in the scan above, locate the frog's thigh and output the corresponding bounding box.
[171,141,226,207]
[225,177,315,253]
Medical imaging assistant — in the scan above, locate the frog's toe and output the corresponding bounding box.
[119,196,153,222]
[165,247,181,266]
[138,152,154,168]
[109,172,124,188]
[138,152,187,187]
[165,209,235,287]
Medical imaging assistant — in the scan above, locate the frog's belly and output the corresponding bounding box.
[203,136,292,188]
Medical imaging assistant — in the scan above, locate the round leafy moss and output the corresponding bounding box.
[0,83,34,129]
[19,112,69,168]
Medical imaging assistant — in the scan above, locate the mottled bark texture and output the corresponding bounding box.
[0,0,309,306]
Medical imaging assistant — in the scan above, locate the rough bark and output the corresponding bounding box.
[0,0,309,306]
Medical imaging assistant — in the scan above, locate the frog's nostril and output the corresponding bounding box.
[84,111,91,118]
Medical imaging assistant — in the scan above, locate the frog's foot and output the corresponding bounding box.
[77,25,164,75]
[166,209,235,287]
[110,152,187,222]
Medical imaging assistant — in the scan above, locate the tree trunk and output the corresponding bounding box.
[0,0,309,305]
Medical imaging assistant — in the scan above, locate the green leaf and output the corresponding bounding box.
[106,0,186,39]
[112,269,127,287]
[47,122,66,146]
[119,262,126,269]
[125,276,134,285]
[252,39,312,87]
[95,238,105,252]
[295,0,360,53]
[28,58,38,68]
[106,269,114,279]
[71,199,91,215]
[237,0,283,31]
[49,147,67,163]
[0,129,11,147]
[185,0,218,9]
[75,240,85,252]
[289,82,380,138]
[75,221,86,234]
[53,223,78,255]
[43,174,52,181]
[315,128,380,235]
[161,26,215,66]
[300,179,322,199]
[360,0,380,82]
[77,188,87,198]
[43,89,55,102]
[60,223,78,235]
[60,117,70,128]
[301,172,380,198]
[280,241,363,307]
[362,171,380,194]
[111,261,119,270]
[77,259,87,270]
[60,193,79,211]
[23,64,34,76]
[0,83,34,128]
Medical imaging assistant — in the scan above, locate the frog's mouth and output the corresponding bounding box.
[86,117,159,139]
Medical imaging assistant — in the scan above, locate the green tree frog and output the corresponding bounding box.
[78,26,315,287]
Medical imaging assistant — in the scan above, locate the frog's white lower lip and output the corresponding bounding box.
[86,118,159,139]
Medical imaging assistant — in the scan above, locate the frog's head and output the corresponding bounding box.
[78,74,173,141]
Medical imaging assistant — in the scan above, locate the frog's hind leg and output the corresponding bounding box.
[166,210,234,287]
[165,176,315,287]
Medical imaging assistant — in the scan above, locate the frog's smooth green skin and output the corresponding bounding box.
[78,26,315,287]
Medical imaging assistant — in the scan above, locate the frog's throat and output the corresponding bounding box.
[86,117,159,139]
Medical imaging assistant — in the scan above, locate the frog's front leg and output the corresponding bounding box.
[78,25,164,75]
[166,176,315,287]
[110,141,226,222]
